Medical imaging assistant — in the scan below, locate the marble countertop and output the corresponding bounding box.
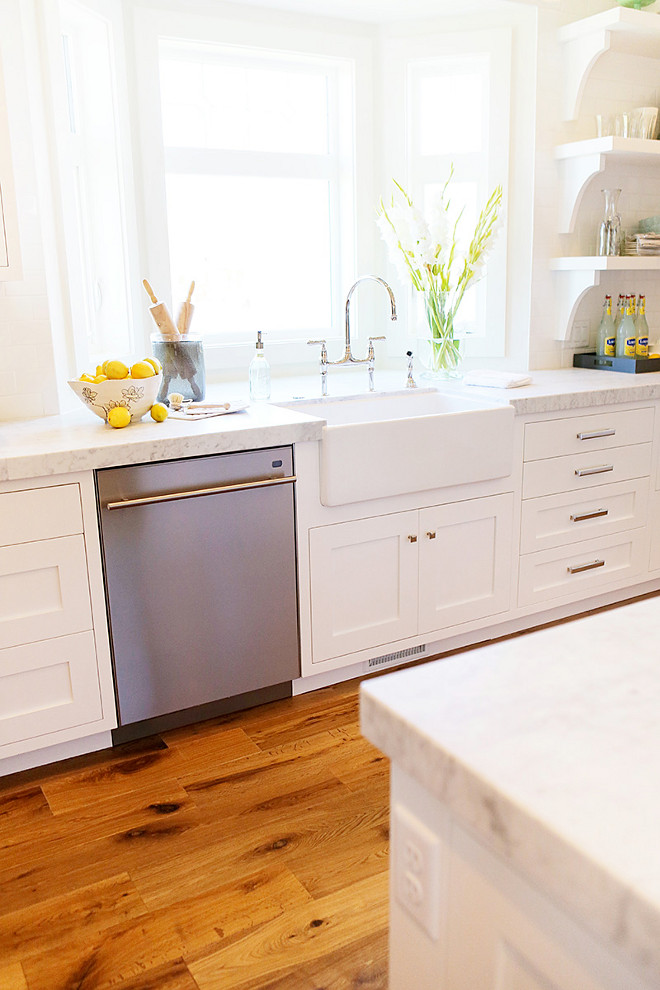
[0,395,323,481]
[361,595,660,983]
[3,367,660,481]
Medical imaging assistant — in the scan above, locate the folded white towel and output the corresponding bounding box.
[463,369,532,389]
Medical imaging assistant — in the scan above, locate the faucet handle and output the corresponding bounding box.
[369,336,386,342]
[308,338,328,358]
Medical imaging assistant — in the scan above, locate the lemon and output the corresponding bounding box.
[150,402,168,422]
[79,373,95,383]
[93,374,108,384]
[107,406,131,429]
[144,356,162,375]
[105,360,130,380]
[130,360,156,379]
[95,364,104,377]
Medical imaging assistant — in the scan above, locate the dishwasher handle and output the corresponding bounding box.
[105,474,296,510]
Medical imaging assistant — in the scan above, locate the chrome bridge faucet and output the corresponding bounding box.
[308,275,397,394]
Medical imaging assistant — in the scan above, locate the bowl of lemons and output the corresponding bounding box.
[68,358,167,427]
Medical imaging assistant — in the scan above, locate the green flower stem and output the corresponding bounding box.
[424,293,461,374]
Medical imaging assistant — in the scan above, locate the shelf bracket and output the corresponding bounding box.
[554,269,601,341]
[557,153,606,234]
[561,29,610,121]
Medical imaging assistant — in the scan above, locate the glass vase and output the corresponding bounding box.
[417,295,463,380]
[151,334,206,403]
[597,188,622,258]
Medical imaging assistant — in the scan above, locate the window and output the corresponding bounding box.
[382,28,511,358]
[157,42,354,348]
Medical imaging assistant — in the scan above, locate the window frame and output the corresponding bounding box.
[379,27,512,359]
[132,7,374,372]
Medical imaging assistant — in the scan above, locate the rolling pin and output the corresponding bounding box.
[176,281,195,336]
[143,279,179,339]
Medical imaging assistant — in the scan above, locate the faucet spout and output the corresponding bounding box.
[335,275,397,365]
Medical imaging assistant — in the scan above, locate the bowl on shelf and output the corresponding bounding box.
[68,374,162,423]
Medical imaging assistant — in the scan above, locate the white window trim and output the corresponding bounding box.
[379,27,512,360]
[131,6,375,372]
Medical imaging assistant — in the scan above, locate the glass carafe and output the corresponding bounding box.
[597,188,621,257]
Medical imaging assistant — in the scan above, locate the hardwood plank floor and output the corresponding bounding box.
[0,678,389,990]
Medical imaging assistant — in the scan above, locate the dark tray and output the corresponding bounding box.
[573,353,660,374]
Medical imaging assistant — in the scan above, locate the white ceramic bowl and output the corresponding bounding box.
[68,374,162,423]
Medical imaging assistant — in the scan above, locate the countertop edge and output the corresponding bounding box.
[360,681,660,984]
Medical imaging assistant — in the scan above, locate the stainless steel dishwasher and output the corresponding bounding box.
[96,447,299,742]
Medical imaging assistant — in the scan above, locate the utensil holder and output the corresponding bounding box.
[151,334,206,403]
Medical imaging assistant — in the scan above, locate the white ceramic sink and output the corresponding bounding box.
[283,389,515,506]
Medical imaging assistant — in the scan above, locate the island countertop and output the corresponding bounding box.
[360,595,660,984]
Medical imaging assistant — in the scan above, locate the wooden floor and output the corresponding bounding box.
[0,678,389,990]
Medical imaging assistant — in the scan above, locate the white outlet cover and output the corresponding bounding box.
[393,803,442,940]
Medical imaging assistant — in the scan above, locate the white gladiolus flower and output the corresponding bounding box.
[376,173,502,346]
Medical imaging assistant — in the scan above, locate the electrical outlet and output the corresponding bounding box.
[393,804,441,940]
[571,320,590,347]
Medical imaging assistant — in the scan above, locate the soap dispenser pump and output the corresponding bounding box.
[249,330,271,401]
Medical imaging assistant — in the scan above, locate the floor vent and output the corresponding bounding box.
[368,644,426,670]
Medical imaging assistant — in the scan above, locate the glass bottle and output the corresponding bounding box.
[597,188,622,257]
[616,296,637,358]
[249,330,271,401]
[636,295,649,358]
[614,293,625,337]
[596,295,615,357]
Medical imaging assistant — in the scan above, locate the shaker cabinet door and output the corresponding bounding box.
[418,494,513,636]
[0,535,92,651]
[309,511,419,663]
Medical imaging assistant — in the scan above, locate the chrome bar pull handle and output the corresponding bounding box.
[576,429,616,441]
[407,534,418,543]
[574,465,614,477]
[426,531,436,540]
[106,475,296,510]
[567,559,605,575]
[570,508,609,522]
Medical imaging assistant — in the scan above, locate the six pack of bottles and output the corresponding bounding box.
[596,294,650,359]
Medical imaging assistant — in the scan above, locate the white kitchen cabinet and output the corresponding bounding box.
[309,493,513,664]
[0,536,93,650]
[519,408,653,607]
[309,511,419,663]
[0,476,115,765]
[417,495,512,635]
[0,633,103,748]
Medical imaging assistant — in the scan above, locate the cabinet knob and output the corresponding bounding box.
[407,534,417,543]
[426,531,436,540]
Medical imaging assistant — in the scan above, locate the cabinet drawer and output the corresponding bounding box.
[0,484,83,547]
[520,479,649,555]
[0,535,92,650]
[524,407,654,461]
[0,631,103,748]
[522,443,651,499]
[518,530,646,607]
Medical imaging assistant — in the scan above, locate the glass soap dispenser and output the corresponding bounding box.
[249,330,271,401]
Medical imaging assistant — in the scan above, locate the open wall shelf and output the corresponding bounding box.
[555,138,660,233]
[559,7,660,121]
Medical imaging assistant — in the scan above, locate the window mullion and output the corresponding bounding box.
[163,147,335,179]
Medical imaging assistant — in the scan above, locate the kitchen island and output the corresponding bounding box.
[361,595,660,990]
